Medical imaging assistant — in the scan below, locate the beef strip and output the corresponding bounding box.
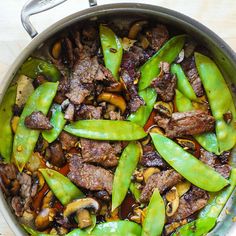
[181,56,204,97]
[47,142,66,167]
[76,104,102,120]
[68,154,113,194]
[24,111,52,130]
[59,131,78,150]
[80,138,121,167]
[155,110,215,138]
[167,186,209,223]
[140,169,183,203]
[199,148,231,178]
[146,24,169,51]
[140,145,168,169]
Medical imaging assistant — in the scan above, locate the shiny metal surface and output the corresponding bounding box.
[1,3,236,236]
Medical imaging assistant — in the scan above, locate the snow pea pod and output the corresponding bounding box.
[40,168,84,205]
[150,133,229,192]
[128,88,157,127]
[0,85,17,162]
[19,57,61,82]
[112,142,141,211]
[141,188,165,236]
[129,182,141,201]
[64,120,147,141]
[171,64,197,101]
[171,217,216,236]
[99,25,123,80]
[138,35,186,91]
[13,82,58,172]
[195,52,236,152]
[22,224,52,236]
[42,104,66,143]
[175,89,219,154]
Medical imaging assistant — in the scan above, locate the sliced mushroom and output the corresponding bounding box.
[98,92,127,114]
[175,181,191,197]
[147,125,165,135]
[42,191,55,209]
[76,209,92,229]
[122,37,136,51]
[64,198,100,218]
[133,169,144,183]
[35,208,57,230]
[11,116,19,133]
[128,21,148,39]
[143,167,160,182]
[140,35,150,49]
[32,171,45,193]
[51,41,62,59]
[176,138,196,151]
[130,207,146,224]
[154,101,173,118]
[141,135,151,146]
[166,187,179,217]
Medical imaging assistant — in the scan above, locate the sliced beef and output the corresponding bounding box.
[80,138,121,167]
[141,145,168,169]
[168,186,209,223]
[155,110,215,138]
[76,104,102,120]
[140,170,183,203]
[146,24,169,51]
[181,56,204,97]
[11,196,24,217]
[59,131,78,150]
[17,172,32,199]
[199,148,231,178]
[47,142,66,167]
[68,154,113,194]
[24,111,52,130]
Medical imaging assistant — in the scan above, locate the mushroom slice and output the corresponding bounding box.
[51,41,62,59]
[130,207,146,224]
[154,101,173,118]
[166,187,179,217]
[98,92,127,114]
[175,181,191,197]
[76,209,92,229]
[64,198,100,218]
[122,37,136,51]
[143,167,160,182]
[176,138,196,151]
[128,21,148,39]
[42,191,55,209]
[147,125,164,135]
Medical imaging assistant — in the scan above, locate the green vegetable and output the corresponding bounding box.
[171,63,197,101]
[195,52,236,152]
[112,142,141,211]
[40,168,84,205]
[171,217,216,236]
[138,35,186,91]
[175,89,219,154]
[42,104,66,143]
[141,188,165,236]
[150,133,229,192]
[99,25,123,80]
[22,224,52,236]
[13,82,58,171]
[199,168,236,219]
[19,57,61,82]
[128,88,157,127]
[0,85,17,162]
[64,120,147,141]
[66,229,87,236]
[129,182,141,201]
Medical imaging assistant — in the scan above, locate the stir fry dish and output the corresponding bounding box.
[0,20,236,236]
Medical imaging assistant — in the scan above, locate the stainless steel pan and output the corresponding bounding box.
[0,0,235,235]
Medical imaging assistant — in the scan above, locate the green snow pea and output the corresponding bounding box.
[112,142,141,211]
[22,224,52,236]
[129,182,141,201]
[0,85,17,162]
[199,168,236,219]
[150,133,229,192]
[195,52,236,152]
[19,57,61,82]
[138,35,186,91]
[141,188,165,236]
[175,89,219,154]
[171,63,197,101]
[40,168,84,205]
[128,88,157,127]
[99,25,123,80]
[42,104,66,143]
[13,82,58,172]
[64,120,147,141]
[171,217,216,236]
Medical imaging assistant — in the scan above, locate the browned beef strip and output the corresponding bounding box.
[151,73,176,102]
[68,154,113,194]
[59,131,78,150]
[181,56,204,97]
[80,138,121,167]
[140,145,168,169]
[47,142,66,167]
[11,196,24,217]
[155,110,215,138]
[167,186,209,223]
[140,170,183,203]
[76,104,102,120]
[17,172,32,199]
[146,24,169,51]
[199,148,231,178]
[24,111,52,130]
